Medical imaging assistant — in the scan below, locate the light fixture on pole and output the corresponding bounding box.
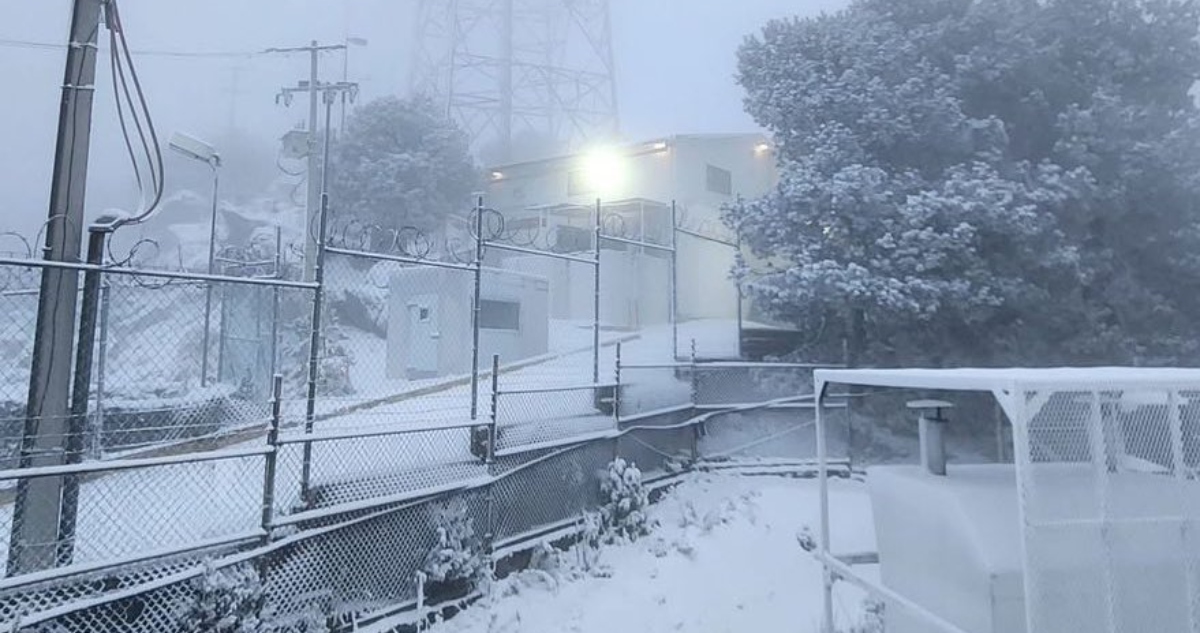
[168,131,222,387]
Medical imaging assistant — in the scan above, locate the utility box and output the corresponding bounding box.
[869,464,1026,633]
[386,267,549,380]
[815,368,1200,633]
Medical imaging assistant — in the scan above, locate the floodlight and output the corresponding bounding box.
[169,131,220,166]
[581,146,628,196]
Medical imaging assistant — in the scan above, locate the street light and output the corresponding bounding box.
[169,131,222,387]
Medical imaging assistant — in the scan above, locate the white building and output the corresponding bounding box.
[385,267,549,379]
[478,134,777,327]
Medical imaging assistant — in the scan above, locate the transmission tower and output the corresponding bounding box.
[411,0,620,163]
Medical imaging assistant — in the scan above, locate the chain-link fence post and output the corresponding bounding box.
[689,338,700,462]
[268,226,282,382]
[844,393,854,469]
[689,339,698,403]
[90,275,111,459]
[670,200,679,361]
[300,190,332,505]
[487,354,499,475]
[470,196,484,421]
[593,198,602,385]
[734,213,744,360]
[613,343,622,425]
[262,374,282,543]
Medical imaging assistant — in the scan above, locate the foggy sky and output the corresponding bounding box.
[0,0,846,240]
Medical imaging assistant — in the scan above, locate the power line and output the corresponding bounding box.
[0,37,259,59]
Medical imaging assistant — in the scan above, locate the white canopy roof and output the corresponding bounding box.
[814,367,1200,393]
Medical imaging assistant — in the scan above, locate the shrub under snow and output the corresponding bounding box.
[422,497,487,585]
[588,458,654,545]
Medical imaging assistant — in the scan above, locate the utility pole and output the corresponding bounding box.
[8,0,105,576]
[265,41,346,282]
[285,80,358,503]
[499,0,514,163]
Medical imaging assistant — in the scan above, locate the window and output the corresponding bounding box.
[706,164,733,196]
[418,307,431,322]
[554,225,593,253]
[567,169,594,196]
[480,299,520,331]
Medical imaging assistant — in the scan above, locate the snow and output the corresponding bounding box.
[816,367,1200,393]
[414,474,876,633]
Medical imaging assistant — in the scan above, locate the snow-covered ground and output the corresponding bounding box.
[418,473,877,633]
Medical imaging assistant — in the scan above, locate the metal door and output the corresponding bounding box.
[407,294,440,377]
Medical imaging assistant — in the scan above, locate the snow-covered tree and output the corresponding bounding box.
[731,0,1200,367]
[329,97,479,234]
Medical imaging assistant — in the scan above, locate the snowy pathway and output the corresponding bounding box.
[421,474,876,633]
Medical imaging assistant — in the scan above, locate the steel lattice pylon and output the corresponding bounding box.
[411,0,620,163]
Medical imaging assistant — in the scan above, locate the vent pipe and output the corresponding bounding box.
[907,399,953,476]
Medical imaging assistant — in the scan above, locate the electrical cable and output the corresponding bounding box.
[106,0,166,226]
[0,37,258,59]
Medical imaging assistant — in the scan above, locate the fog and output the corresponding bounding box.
[0,0,845,241]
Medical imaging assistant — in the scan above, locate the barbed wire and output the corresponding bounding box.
[0,232,33,259]
[324,215,475,264]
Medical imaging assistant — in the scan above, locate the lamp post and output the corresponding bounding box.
[169,131,222,387]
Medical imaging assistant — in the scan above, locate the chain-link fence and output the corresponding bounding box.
[0,223,835,632]
[0,349,821,631]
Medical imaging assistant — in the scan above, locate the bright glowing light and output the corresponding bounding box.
[754,142,772,154]
[490,171,505,181]
[581,146,628,196]
[648,140,668,151]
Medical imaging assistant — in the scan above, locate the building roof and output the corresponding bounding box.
[814,367,1200,392]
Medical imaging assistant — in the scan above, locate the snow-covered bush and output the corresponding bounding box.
[664,450,694,474]
[588,458,654,545]
[176,561,267,633]
[422,498,487,585]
